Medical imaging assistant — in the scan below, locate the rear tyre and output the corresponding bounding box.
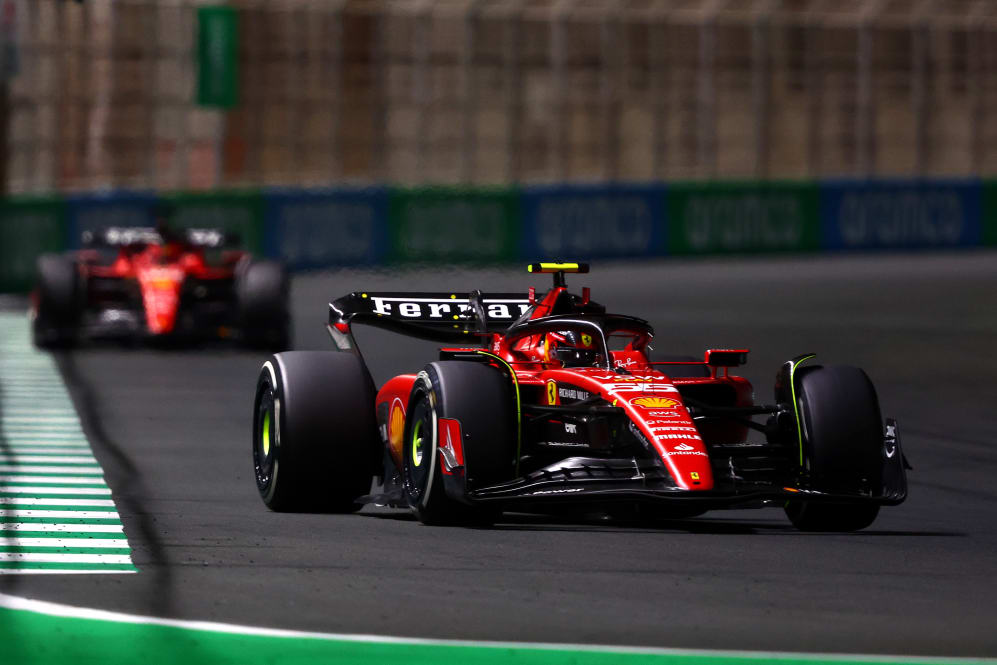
[239,260,291,351]
[33,254,81,349]
[253,351,377,512]
[402,361,515,526]
[784,365,883,532]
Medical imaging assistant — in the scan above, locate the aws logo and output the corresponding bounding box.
[630,396,681,409]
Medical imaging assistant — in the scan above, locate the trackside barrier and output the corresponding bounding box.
[666,181,820,255]
[65,191,158,249]
[163,191,265,256]
[0,196,66,293]
[521,185,665,259]
[264,188,389,270]
[2,180,995,294]
[387,186,520,264]
[820,179,982,250]
[982,180,997,247]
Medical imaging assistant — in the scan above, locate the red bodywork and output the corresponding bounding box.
[374,285,753,492]
[80,242,245,336]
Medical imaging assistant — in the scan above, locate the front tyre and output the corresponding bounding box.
[253,352,376,512]
[785,365,883,532]
[33,254,81,349]
[239,260,291,351]
[402,362,515,526]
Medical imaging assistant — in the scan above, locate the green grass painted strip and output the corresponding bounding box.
[0,516,122,525]
[0,481,110,488]
[0,531,127,540]
[0,502,118,510]
[0,523,124,533]
[0,594,992,665]
[0,493,113,500]
[0,467,103,474]
[0,546,132,555]
[0,563,136,572]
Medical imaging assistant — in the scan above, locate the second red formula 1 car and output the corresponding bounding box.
[252,263,908,531]
[32,225,290,350]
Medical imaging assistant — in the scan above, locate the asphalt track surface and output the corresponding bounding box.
[2,252,996,659]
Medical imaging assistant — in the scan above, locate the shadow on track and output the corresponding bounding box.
[55,352,176,617]
[357,509,962,537]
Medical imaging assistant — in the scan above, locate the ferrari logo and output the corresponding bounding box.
[546,380,558,405]
[581,334,592,347]
[691,472,700,480]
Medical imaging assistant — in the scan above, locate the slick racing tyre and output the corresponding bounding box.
[33,254,82,349]
[253,352,377,512]
[402,361,515,526]
[239,260,291,351]
[785,365,883,532]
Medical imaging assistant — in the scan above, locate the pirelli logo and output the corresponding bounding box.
[365,296,531,321]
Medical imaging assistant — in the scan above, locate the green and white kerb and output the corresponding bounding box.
[0,312,136,574]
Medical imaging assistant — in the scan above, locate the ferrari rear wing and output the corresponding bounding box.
[328,291,531,348]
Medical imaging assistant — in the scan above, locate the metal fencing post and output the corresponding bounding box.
[805,11,822,177]
[329,0,345,182]
[697,2,718,178]
[551,0,571,180]
[600,5,622,182]
[751,3,772,178]
[855,4,876,176]
[413,1,431,183]
[649,4,668,181]
[503,1,522,184]
[968,4,985,175]
[911,1,930,176]
[460,0,480,184]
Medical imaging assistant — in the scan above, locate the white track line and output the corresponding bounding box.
[0,553,133,563]
[0,475,108,484]
[0,523,124,533]
[0,510,121,519]
[0,538,130,548]
[0,569,136,575]
[0,498,116,507]
[0,466,104,475]
[0,487,112,495]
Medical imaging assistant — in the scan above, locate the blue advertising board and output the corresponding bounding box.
[520,184,665,260]
[64,191,158,249]
[263,188,389,269]
[820,179,982,250]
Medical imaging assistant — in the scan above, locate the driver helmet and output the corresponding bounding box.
[545,330,602,367]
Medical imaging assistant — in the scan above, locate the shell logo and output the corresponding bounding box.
[630,396,680,409]
[388,399,406,454]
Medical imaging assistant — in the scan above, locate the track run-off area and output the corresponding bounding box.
[1,251,996,664]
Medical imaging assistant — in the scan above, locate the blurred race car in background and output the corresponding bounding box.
[31,225,290,350]
[252,262,909,532]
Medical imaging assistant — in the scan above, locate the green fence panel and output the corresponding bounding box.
[162,190,264,255]
[983,180,997,246]
[388,186,520,263]
[0,197,66,293]
[197,6,240,108]
[667,181,820,255]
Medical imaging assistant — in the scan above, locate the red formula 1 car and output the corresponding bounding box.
[252,263,908,531]
[32,226,290,350]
